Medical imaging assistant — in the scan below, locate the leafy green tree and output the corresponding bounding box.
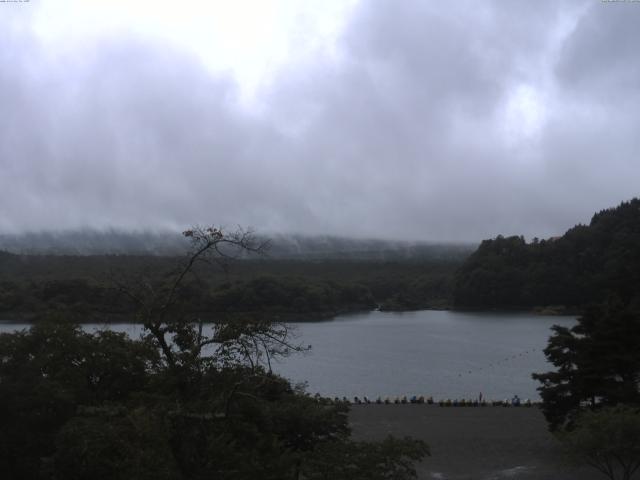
[533,299,640,430]
[559,406,640,480]
[53,407,180,480]
[0,320,159,480]
[454,198,640,310]
[0,226,429,479]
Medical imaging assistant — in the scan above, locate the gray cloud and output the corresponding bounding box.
[1,1,639,241]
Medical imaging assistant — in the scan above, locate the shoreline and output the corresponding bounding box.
[0,305,578,325]
[349,404,599,480]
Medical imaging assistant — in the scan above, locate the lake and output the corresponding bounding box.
[0,310,574,400]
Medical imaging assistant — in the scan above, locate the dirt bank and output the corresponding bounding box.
[349,405,601,480]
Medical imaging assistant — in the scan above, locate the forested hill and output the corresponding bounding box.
[453,198,640,310]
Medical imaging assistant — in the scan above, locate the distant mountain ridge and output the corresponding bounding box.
[0,229,474,261]
[0,230,189,256]
[453,198,640,309]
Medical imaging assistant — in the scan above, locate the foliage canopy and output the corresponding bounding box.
[559,406,640,480]
[533,299,640,430]
[454,198,640,309]
[0,226,429,479]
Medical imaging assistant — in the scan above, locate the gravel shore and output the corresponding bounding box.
[349,405,601,480]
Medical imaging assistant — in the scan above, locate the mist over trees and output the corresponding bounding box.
[0,241,468,321]
[0,230,473,260]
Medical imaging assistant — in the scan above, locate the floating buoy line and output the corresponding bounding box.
[307,347,542,407]
[311,394,538,407]
[450,347,539,378]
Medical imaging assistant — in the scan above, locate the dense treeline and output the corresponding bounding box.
[454,198,640,310]
[0,227,429,479]
[454,200,640,476]
[210,276,375,316]
[0,254,465,320]
[0,319,429,479]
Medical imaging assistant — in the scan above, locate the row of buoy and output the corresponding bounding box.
[455,348,538,377]
[313,395,537,407]
[437,398,535,407]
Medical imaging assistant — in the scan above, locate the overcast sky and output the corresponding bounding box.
[1,0,639,241]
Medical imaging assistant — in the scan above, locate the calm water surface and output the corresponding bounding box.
[0,310,574,400]
[277,310,575,400]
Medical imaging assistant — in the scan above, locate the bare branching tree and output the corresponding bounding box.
[113,226,307,376]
